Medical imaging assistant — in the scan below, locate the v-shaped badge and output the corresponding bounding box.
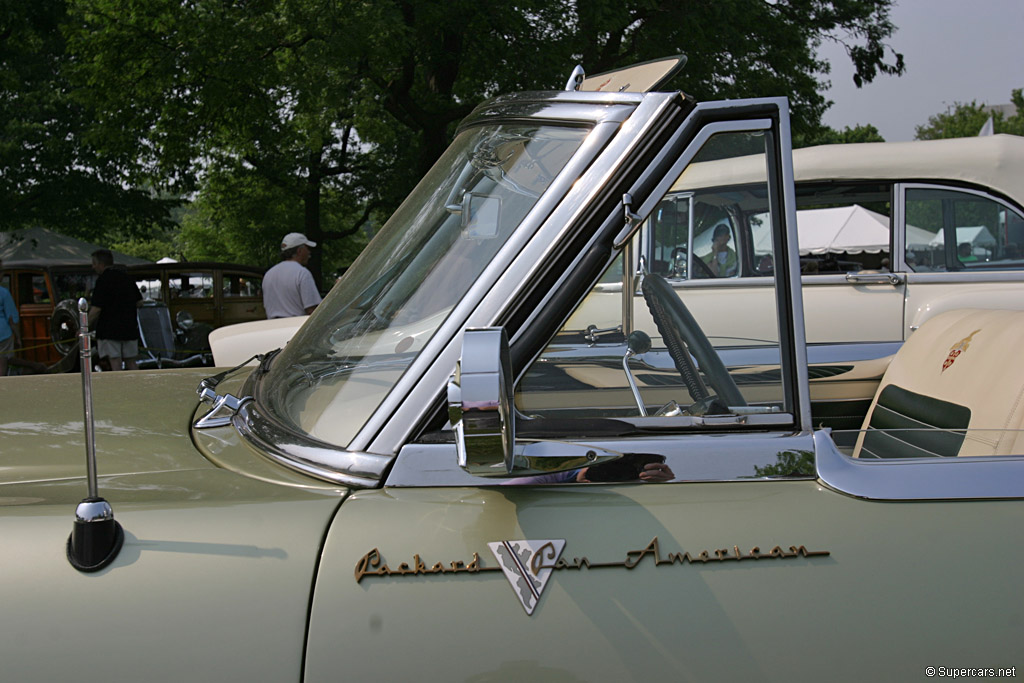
[488,539,566,615]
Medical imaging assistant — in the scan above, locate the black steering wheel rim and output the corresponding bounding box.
[640,273,746,408]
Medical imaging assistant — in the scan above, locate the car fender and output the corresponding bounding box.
[906,286,1024,335]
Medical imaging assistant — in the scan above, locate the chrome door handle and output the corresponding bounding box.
[845,272,903,286]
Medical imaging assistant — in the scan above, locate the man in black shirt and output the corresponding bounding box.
[88,249,142,371]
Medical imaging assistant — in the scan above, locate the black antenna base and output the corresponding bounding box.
[67,497,124,572]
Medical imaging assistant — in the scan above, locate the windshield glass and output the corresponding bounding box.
[261,123,590,447]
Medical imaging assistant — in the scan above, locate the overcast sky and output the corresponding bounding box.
[818,0,1023,141]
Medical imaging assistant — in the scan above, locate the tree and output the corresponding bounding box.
[796,123,885,148]
[0,0,176,239]
[56,0,905,282]
[915,89,1024,139]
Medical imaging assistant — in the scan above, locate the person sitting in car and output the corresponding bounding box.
[703,223,738,277]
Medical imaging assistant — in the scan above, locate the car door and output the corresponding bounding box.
[303,100,1022,681]
[218,269,265,325]
[635,177,906,349]
[900,183,1024,336]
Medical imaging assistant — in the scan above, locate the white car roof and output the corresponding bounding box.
[672,134,1024,208]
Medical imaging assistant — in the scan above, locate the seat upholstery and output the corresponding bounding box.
[853,309,1024,458]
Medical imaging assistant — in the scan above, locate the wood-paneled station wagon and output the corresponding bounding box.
[1,59,1020,682]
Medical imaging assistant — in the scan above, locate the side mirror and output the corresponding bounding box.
[448,327,623,478]
[448,328,515,475]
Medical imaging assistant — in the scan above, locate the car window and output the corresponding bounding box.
[15,272,46,305]
[169,272,214,298]
[649,177,892,280]
[517,130,788,429]
[52,271,97,302]
[905,187,1024,271]
[223,272,261,298]
[133,274,163,301]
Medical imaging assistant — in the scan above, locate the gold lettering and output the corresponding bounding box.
[354,548,383,583]
[625,537,661,569]
[354,538,830,584]
[531,542,556,575]
[466,553,480,572]
[664,552,695,565]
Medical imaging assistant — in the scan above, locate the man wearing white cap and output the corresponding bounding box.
[262,232,323,318]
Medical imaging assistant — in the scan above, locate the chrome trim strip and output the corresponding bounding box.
[814,430,1024,500]
[773,100,813,434]
[458,91,645,131]
[905,271,1024,284]
[387,431,818,487]
[805,341,901,364]
[233,401,392,488]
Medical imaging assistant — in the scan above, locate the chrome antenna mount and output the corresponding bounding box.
[67,297,124,572]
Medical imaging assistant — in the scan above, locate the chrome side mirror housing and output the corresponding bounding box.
[448,327,625,478]
[448,328,516,475]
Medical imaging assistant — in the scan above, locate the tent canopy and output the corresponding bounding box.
[796,205,889,255]
[750,204,890,255]
[0,226,150,267]
[927,225,997,248]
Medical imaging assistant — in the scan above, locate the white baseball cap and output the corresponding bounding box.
[281,232,316,250]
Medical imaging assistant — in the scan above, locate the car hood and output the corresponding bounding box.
[0,368,217,487]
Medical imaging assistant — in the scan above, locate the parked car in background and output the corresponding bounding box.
[126,262,266,329]
[618,134,1024,347]
[0,258,265,370]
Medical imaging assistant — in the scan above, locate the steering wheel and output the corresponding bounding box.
[640,273,746,409]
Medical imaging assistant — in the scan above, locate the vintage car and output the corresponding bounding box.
[125,261,266,330]
[1,61,1021,681]
[0,255,264,370]
[0,229,149,367]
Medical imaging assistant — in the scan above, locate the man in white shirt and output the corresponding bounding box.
[262,233,323,318]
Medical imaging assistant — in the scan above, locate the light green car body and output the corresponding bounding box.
[2,371,1020,681]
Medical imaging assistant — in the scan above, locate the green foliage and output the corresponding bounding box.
[753,450,816,478]
[795,123,885,148]
[0,0,177,239]
[6,0,905,279]
[108,236,177,262]
[915,89,1024,139]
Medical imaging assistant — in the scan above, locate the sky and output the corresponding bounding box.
[818,0,1023,141]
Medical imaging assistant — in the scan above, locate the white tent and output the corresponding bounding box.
[795,205,890,255]
[928,225,997,248]
[906,224,937,250]
[750,205,891,256]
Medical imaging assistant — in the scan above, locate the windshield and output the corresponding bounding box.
[261,123,591,447]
